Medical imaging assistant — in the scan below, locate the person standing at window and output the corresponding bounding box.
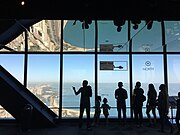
[146,83,157,127]
[157,84,169,132]
[101,97,111,127]
[115,81,128,126]
[92,95,101,127]
[133,81,145,127]
[72,80,92,129]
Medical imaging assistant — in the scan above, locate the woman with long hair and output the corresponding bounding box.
[157,84,169,132]
[146,83,157,127]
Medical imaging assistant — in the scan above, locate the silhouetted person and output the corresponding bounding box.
[176,92,180,131]
[115,81,128,125]
[133,81,145,127]
[72,80,92,129]
[101,98,111,127]
[92,96,101,127]
[157,84,169,132]
[146,83,157,127]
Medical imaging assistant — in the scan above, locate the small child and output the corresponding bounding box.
[92,96,101,127]
[101,98,111,127]
[176,92,180,131]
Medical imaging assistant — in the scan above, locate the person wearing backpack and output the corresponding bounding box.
[133,81,145,127]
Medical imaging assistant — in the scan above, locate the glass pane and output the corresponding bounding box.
[63,54,95,118]
[98,54,130,118]
[98,20,128,52]
[0,54,24,83]
[0,54,24,118]
[0,33,25,52]
[132,54,164,117]
[165,21,180,52]
[63,20,95,52]
[28,20,61,52]
[132,21,162,52]
[167,55,180,96]
[27,54,60,115]
[167,54,180,118]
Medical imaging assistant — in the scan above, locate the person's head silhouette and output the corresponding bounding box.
[118,82,123,88]
[103,98,108,104]
[82,80,88,87]
[136,81,141,88]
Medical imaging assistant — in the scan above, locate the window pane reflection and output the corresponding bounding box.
[165,21,180,52]
[63,20,95,52]
[28,20,61,52]
[132,21,162,52]
[98,20,128,52]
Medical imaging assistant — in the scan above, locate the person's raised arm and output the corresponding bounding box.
[72,86,81,95]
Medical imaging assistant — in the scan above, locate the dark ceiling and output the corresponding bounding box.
[0,0,180,48]
[0,0,180,20]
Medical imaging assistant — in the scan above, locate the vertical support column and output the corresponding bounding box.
[59,20,64,119]
[95,20,98,99]
[24,29,28,88]
[128,20,133,120]
[161,21,168,90]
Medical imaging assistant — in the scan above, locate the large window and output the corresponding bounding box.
[63,54,95,118]
[98,54,130,118]
[27,54,60,115]
[1,19,180,120]
[132,54,164,117]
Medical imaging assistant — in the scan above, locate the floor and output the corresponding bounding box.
[0,120,180,135]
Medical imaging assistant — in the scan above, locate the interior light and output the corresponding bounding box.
[21,1,25,6]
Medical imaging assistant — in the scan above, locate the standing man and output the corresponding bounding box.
[73,80,92,129]
[115,81,128,125]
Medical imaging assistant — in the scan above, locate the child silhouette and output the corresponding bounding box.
[101,98,111,127]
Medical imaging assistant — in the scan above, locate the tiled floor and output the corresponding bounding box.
[0,121,179,135]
